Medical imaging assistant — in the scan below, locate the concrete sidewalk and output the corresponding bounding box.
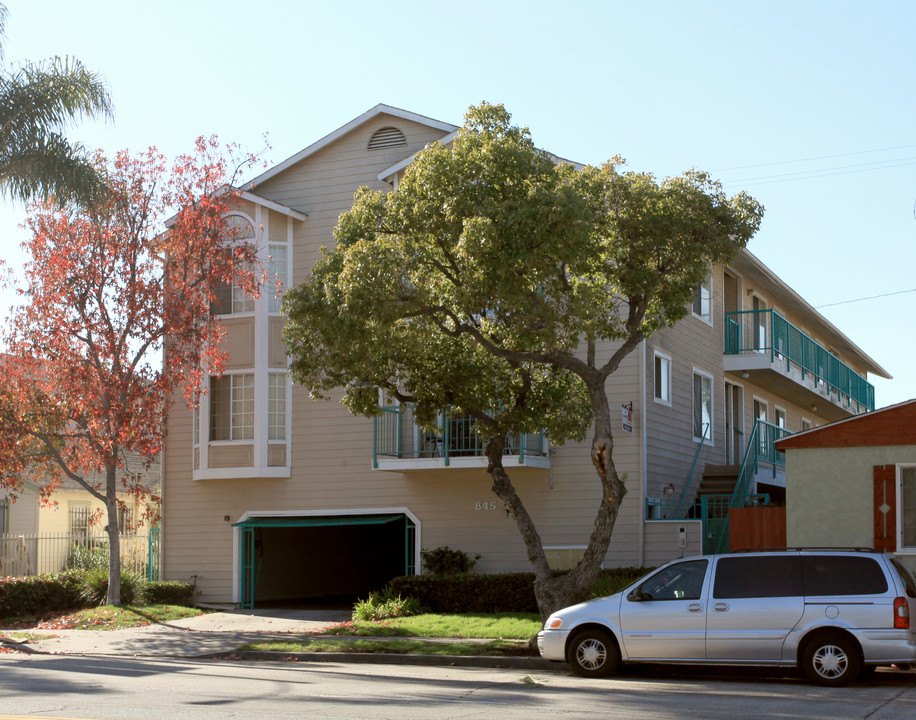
[0,607,550,670]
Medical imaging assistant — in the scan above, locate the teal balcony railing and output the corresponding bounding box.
[725,309,874,411]
[373,405,547,468]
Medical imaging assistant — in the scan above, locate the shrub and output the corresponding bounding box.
[389,572,538,613]
[65,542,109,571]
[420,546,481,575]
[141,581,194,607]
[352,589,422,621]
[0,570,86,617]
[80,567,145,606]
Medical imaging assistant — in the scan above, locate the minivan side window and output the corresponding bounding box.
[713,556,803,598]
[631,559,708,601]
[802,556,888,596]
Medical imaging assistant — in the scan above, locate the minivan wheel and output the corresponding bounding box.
[568,629,620,679]
[802,634,861,686]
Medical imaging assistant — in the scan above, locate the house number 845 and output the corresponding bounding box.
[475,501,497,510]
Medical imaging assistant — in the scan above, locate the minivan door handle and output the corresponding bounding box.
[687,603,703,613]
[713,603,730,612]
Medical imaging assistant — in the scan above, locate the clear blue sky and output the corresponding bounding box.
[2,0,914,407]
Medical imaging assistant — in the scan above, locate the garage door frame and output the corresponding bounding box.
[232,508,419,608]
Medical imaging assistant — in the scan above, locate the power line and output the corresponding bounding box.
[712,144,916,173]
[721,157,916,187]
[816,287,916,309]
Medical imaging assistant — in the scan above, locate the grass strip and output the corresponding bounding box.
[237,638,535,657]
[11,605,208,631]
[326,613,542,640]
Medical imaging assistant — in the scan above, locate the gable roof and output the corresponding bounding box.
[775,399,916,450]
[243,104,459,192]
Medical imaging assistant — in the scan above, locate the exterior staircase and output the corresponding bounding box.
[697,465,741,497]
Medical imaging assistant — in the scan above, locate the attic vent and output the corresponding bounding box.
[368,126,406,150]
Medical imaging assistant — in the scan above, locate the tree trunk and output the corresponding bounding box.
[104,461,122,606]
[485,376,627,621]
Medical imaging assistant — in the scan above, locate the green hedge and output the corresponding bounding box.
[388,566,654,614]
[0,570,85,617]
[142,581,194,607]
[389,573,538,613]
[0,573,195,617]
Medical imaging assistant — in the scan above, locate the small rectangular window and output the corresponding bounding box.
[901,467,916,550]
[692,268,712,323]
[210,374,254,441]
[268,373,287,440]
[802,556,888,596]
[692,370,713,442]
[268,244,288,314]
[714,556,803,598]
[654,353,671,404]
[801,418,812,432]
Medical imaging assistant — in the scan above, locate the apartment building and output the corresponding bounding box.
[162,105,889,608]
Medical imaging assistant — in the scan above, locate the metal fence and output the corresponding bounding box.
[0,531,159,579]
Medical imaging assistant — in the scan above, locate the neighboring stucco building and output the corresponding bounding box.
[775,400,916,575]
[161,104,890,608]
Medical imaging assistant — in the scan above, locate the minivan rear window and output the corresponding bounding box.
[713,556,803,598]
[802,555,888,596]
[889,556,916,598]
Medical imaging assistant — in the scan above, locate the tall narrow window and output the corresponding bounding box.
[268,244,288,313]
[210,258,256,315]
[210,374,255,441]
[692,268,712,323]
[654,352,671,404]
[754,399,769,457]
[268,373,287,440]
[901,467,916,550]
[753,295,768,351]
[692,370,713,442]
[69,503,91,544]
[0,499,8,535]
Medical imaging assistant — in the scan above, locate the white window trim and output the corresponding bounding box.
[774,406,787,430]
[691,367,714,445]
[800,417,812,432]
[653,350,672,406]
[691,267,713,326]
[897,464,916,554]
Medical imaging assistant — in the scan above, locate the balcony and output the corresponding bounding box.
[372,405,550,471]
[724,309,874,420]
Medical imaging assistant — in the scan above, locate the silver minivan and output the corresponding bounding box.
[537,549,916,685]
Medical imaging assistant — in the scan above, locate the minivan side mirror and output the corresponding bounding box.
[627,589,648,602]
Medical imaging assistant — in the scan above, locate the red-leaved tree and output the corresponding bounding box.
[0,137,262,605]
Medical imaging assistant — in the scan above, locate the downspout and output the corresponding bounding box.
[638,339,647,567]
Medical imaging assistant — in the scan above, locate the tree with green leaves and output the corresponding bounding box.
[0,3,112,205]
[283,103,764,618]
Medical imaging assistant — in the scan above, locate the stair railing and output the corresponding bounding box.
[674,422,709,518]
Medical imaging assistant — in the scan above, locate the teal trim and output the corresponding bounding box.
[236,513,416,610]
[725,309,874,411]
[675,423,709,518]
[146,527,160,581]
[233,514,405,529]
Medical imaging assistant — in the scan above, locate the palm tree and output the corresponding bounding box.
[0,4,113,206]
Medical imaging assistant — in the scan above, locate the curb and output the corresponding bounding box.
[210,650,559,670]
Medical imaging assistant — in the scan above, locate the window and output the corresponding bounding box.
[775,407,787,431]
[654,352,671,405]
[631,559,708,601]
[268,244,288,314]
[210,259,256,315]
[902,467,916,551]
[210,374,255,441]
[802,556,888,596]
[714,556,803,598]
[117,505,132,534]
[801,418,812,432]
[754,398,768,455]
[691,268,712,323]
[69,502,91,544]
[268,373,287,441]
[692,370,713,442]
[0,499,8,535]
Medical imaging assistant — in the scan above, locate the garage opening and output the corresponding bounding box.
[234,514,416,609]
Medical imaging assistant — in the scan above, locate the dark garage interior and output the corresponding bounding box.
[236,514,415,608]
